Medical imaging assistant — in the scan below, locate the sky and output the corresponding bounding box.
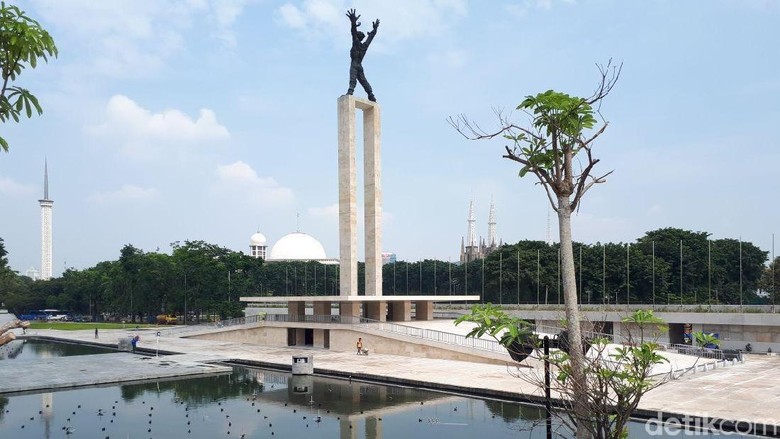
[1,0,778,277]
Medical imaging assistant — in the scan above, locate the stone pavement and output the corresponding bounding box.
[638,354,780,432]
[15,326,780,434]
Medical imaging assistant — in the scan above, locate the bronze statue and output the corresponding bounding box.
[346,9,379,102]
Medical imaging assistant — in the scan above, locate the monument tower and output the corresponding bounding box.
[239,8,479,328]
[39,160,53,280]
[338,95,381,296]
[340,9,382,297]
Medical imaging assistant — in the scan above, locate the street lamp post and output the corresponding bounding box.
[184,272,188,326]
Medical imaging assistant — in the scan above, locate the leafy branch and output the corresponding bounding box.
[0,2,58,152]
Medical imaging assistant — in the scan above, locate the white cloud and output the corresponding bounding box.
[0,177,36,197]
[276,0,467,42]
[213,161,295,206]
[209,0,252,47]
[88,185,160,203]
[85,95,230,159]
[279,3,309,29]
[29,0,249,77]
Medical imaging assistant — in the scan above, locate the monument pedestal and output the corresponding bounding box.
[338,95,382,297]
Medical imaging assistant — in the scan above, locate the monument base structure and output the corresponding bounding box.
[240,295,479,323]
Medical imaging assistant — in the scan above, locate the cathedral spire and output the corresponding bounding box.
[466,200,476,247]
[487,197,496,247]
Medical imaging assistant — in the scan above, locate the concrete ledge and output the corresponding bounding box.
[241,295,480,302]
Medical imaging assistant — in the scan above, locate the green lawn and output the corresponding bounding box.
[27,322,158,330]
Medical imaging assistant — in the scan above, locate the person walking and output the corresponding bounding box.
[356,337,364,355]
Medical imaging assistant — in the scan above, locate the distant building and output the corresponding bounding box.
[25,267,40,281]
[249,232,267,259]
[381,252,397,265]
[459,199,501,263]
[249,229,338,264]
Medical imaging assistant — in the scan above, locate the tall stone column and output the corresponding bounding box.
[338,96,358,296]
[362,100,382,296]
[338,95,382,297]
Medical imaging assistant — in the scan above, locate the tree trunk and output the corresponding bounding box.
[557,195,590,438]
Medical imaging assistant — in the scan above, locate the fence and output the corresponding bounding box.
[353,318,507,354]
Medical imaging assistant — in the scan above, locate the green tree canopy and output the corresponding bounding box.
[0,2,57,152]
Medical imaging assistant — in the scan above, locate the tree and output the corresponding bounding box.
[458,304,668,438]
[451,61,621,438]
[759,256,779,306]
[0,2,57,152]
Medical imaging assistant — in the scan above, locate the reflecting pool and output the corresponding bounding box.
[0,338,115,361]
[0,340,756,438]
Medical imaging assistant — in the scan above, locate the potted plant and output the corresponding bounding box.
[455,304,538,363]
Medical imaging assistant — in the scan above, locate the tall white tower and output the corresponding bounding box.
[466,200,477,247]
[487,198,496,247]
[39,160,53,280]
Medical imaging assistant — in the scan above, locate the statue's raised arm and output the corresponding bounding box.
[345,9,379,102]
[365,19,379,47]
[346,9,360,37]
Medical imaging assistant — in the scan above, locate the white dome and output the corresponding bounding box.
[250,232,267,246]
[269,232,327,261]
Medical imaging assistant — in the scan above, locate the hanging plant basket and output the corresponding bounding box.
[507,339,536,362]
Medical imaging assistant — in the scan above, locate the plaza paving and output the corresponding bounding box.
[9,322,780,434]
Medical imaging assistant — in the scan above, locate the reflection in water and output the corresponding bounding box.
[0,338,114,361]
[0,365,557,439]
[485,400,544,423]
[0,341,752,438]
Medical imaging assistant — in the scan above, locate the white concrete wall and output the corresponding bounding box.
[189,326,288,345]
[190,325,511,365]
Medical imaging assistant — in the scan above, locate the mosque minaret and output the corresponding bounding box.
[38,160,53,280]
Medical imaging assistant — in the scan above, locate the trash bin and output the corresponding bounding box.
[292,355,313,375]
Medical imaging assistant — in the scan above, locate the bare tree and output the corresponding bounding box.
[450,60,622,438]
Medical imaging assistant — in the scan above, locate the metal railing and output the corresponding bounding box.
[534,323,726,360]
[353,318,507,354]
[262,314,361,325]
[156,314,267,336]
[440,303,780,314]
